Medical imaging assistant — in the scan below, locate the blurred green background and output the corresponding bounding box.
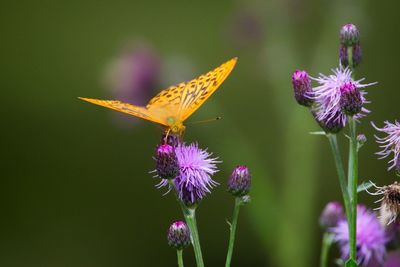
[1,0,399,266]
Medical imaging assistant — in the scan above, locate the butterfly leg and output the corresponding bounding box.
[163,128,171,144]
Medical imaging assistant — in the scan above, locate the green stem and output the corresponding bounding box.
[177,250,184,267]
[181,205,204,267]
[348,116,358,261]
[320,232,334,267]
[225,197,241,267]
[327,134,351,221]
[347,46,354,71]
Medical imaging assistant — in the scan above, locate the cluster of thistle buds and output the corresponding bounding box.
[291,23,375,134]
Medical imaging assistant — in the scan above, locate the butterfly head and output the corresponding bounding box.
[167,117,186,135]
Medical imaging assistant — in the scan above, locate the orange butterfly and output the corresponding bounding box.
[79,57,237,136]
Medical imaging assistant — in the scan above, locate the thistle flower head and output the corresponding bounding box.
[332,205,387,266]
[367,182,400,225]
[312,66,375,130]
[155,144,179,180]
[319,201,344,228]
[227,165,251,197]
[340,81,363,115]
[173,143,220,206]
[291,69,314,107]
[167,220,191,250]
[340,23,360,46]
[312,110,345,134]
[372,120,400,172]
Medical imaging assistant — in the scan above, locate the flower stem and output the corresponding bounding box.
[320,232,334,267]
[327,134,351,221]
[181,206,204,267]
[347,116,358,261]
[177,250,184,267]
[225,197,241,267]
[168,181,204,267]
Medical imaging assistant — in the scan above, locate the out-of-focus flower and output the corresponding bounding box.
[291,69,314,107]
[155,144,180,180]
[227,166,251,197]
[174,143,220,206]
[319,202,344,228]
[167,220,191,250]
[340,23,360,46]
[372,121,400,172]
[367,182,400,225]
[226,10,264,49]
[332,205,387,266]
[312,66,375,128]
[366,250,400,267]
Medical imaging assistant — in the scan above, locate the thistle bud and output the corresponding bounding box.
[319,202,344,228]
[228,166,251,197]
[155,144,179,180]
[357,134,367,145]
[167,221,191,250]
[340,23,360,46]
[340,82,363,115]
[291,69,314,107]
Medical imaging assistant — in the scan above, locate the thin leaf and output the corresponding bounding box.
[345,259,358,267]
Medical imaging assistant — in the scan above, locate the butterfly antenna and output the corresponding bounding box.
[188,117,222,125]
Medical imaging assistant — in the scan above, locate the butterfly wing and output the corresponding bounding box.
[78,97,168,126]
[145,57,237,122]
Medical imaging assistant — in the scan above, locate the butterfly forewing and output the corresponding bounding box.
[78,97,167,126]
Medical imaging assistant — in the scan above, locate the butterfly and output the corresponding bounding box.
[79,57,237,136]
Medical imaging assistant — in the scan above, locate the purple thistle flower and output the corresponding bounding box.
[319,201,344,228]
[372,121,400,172]
[340,82,363,115]
[227,165,251,197]
[312,66,375,128]
[332,205,387,266]
[174,143,220,206]
[291,69,314,107]
[167,220,191,250]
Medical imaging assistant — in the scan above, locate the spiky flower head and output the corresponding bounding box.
[340,81,363,115]
[227,165,251,197]
[372,121,400,172]
[332,205,387,266]
[173,143,220,206]
[367,182,400,225]
[319,202,344,228]
[291,69,314,107]
[340,23,360,46]
[155,144,179,180]
[167,220,191,250]
[312,66,375,131]
[340,43,362,68]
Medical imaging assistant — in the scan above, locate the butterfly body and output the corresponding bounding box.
[79,57,237,136]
